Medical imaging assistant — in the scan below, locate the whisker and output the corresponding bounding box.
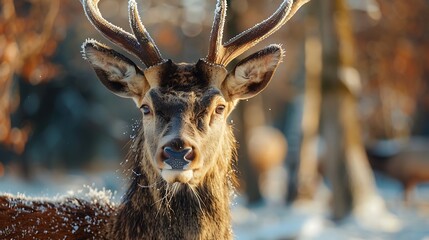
[166,183,176,209]
[173,183,180,195]
[188,184,204,213]
[137,181,158,189]
[154,184,169,218]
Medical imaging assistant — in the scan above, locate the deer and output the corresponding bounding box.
[366,138,429,203]
[0,0,310,239]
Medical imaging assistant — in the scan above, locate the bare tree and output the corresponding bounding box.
[296,2,322,201]
[319,0,399,230]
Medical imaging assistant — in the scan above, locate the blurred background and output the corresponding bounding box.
[1,0,429,239]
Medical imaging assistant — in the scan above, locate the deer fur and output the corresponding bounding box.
[0,0,310,239]
[109,118,238,239]
[0,190,114,239]
[367,139,429,202]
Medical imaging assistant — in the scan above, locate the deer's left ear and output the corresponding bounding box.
[223,45,283,100]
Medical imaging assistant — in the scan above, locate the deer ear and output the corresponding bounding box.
[82,39,148,98]
[223,45,283,100]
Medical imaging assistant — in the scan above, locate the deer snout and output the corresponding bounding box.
[160,138,197,170]
[163,147,193,169]
[159,138,199,184]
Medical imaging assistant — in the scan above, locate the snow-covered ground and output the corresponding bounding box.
[1,170,429,240]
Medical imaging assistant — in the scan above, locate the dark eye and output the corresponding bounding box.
[215,105,225,114]
[141,104,151,115]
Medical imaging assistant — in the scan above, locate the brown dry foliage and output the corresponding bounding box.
[356,0,429,140]
[0,0,62,153]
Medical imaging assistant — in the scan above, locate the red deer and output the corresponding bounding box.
[367,138,429,202]
[0,0,310,239]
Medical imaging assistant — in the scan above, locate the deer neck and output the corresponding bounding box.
[110,128,236,239]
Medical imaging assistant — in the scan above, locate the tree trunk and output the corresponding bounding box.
[320,0,395,226]
[295,2,322,202]
[235,102,263,205]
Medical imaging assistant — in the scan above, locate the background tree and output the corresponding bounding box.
[0,0,61,177]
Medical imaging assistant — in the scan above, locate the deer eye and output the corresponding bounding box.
[141,104,151,115]
[215,105,225,114]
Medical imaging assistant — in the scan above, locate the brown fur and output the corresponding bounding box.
[0,194,114,239]
[108,125,237,239]
[367,139,429,201]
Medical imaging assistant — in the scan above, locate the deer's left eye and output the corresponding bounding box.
[141,104,151,115]
[215,105,225,114]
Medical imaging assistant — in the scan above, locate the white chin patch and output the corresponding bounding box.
[161,170,193,183]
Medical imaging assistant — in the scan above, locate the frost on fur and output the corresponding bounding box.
[0,186,116,239]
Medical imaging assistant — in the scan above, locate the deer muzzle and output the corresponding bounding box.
[163,147,193,169]
[161,147,195,183]
[157,137,200,183]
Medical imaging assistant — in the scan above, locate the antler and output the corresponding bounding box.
[207,0,310,66]
[207,0,227,63]
[81,0,164,67]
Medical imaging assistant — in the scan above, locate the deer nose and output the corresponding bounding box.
[163,147,195,170]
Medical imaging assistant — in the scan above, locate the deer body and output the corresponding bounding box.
[367,139,429,202]
[0,0,309,239]
[0,194,113,239]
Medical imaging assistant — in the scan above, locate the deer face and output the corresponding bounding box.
[81,0,307,185]
[83,41,282,184]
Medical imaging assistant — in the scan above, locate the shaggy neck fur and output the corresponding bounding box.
[109,125,237,240]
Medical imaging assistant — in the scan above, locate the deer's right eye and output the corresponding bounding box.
[141,104,151,115]
[215,105,226,115]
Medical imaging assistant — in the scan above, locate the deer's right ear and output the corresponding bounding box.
[82,40,148,98]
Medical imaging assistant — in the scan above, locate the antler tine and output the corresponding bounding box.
[207,0,227,63]
[215,0,310,66]
[81,0,163,67]
[286,0,311,22]
[81,0,141,60]
[129,0,164,66]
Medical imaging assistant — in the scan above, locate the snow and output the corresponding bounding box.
[71,225,79,234]
[232,198,429,239]
[232,171,429,239]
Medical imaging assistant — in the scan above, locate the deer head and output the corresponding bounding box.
[81,0,308,185]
